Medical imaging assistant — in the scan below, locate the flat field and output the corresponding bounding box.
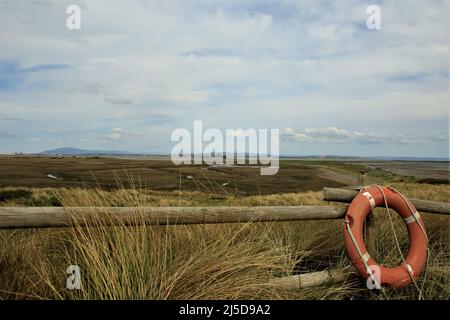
[0,156,353,195]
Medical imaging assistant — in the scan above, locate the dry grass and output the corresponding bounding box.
[0,182,448,300]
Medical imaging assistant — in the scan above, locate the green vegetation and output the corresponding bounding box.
[0,188,32,202]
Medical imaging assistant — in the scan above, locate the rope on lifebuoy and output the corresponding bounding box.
[344,217,384,293]
[383,185,430,299]
[344,185,429,295]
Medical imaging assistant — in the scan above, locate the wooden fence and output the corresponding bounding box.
[0,186,448,289]
[1,187,448,229]
[0,205,348,229]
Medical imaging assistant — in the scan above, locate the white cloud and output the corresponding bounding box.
[106,128,126,141]
[25,137,50,142]
[282,127,447,145]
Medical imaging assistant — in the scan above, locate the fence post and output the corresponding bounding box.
[358,169,367,186]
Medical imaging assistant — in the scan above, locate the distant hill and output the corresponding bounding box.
[40,147,131,155]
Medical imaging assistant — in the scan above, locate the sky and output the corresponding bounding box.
[0,0,448,157]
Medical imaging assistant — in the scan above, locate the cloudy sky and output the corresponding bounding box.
[0,0,448,157]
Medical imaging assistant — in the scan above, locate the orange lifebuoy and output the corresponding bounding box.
[343,186,428,288]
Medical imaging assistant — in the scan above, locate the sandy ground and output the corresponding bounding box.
[316,167,357,186]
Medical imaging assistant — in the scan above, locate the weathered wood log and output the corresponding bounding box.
[322,187,450,215]
[0,205,349,229]
[268,268,359,290]
[268,265,448,290]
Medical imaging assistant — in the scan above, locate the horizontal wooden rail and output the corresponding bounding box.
[0,205,348,229]
[322,187,450,215]
[1,187,446,229]
[268,265,449,290]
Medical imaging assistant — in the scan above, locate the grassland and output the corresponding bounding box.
[0,157,448,300]
[0,156,350,195]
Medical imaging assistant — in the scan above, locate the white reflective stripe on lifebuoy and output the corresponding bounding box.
[404,211,421,224]
[404,263,414,277]
[362,192,376,209]
[362,252,371,263]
